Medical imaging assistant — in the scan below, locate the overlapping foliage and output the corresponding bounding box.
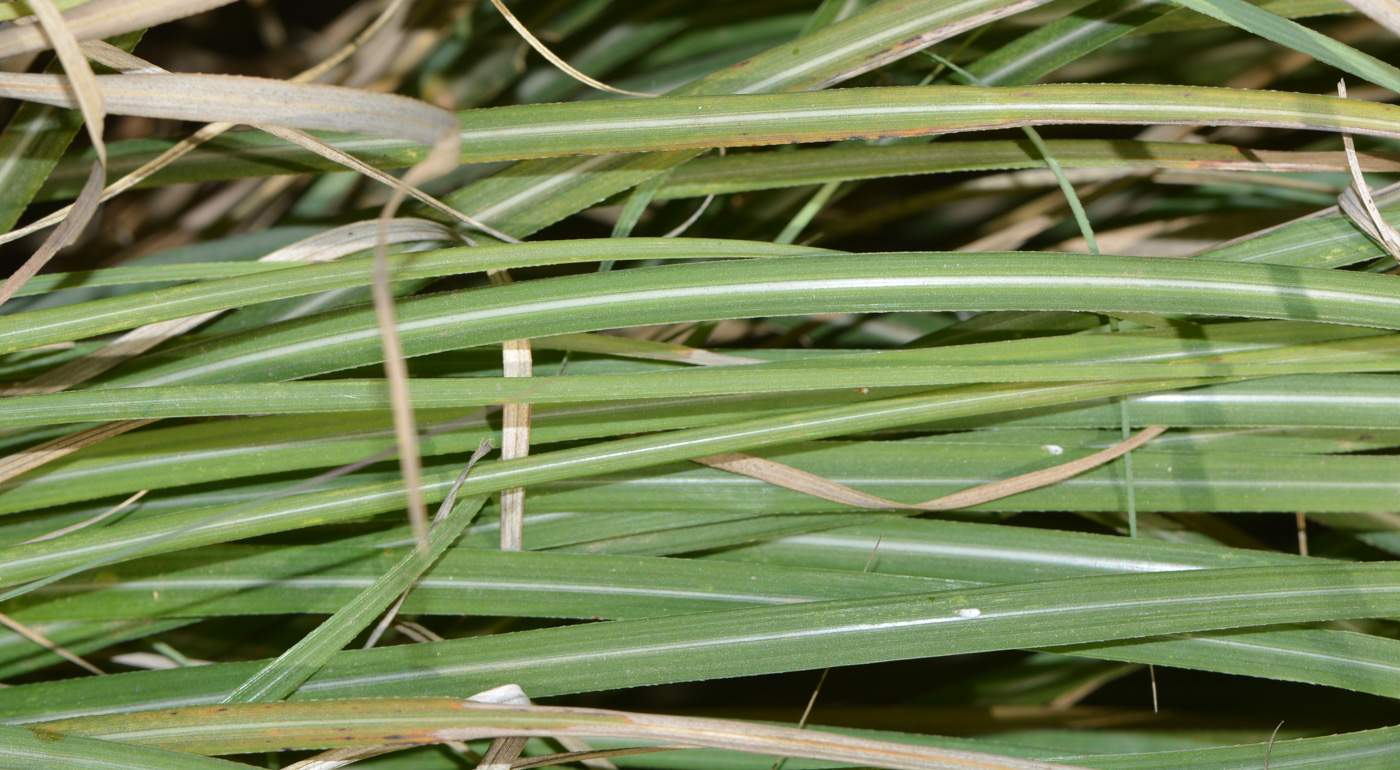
[0,0,1397,768]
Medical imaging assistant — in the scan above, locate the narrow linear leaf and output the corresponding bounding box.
[3,563,1397,720]
[39,699,1079,770]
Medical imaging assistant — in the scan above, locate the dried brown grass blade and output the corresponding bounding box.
[664,194,717,238]
[487,270,533,551]
[536,334,765,366]
[512,746,686,770]
[335,699,1089,770]
[0,108,512,245]
[284,746,405,770]
[364,73,463,552]
[0,0,237,59]
[694,426,1167,511]
[76,39,162,72]
[372,225,430,550]
[0,60,496,244]
[0,0,107,309]
[362,438,495,650]
[392,621,441,643]
[486,0,657,98]
[472,687,619,770]
[284,684,555,770]
[21,489,146,543]
[299,0,409,82]
[2,218,459,397]
[0,36,474,533]
[0,419,154,486]
[1342,0,1400,36]
[498,341,532,551]
[20,342,76,353]
[0,0,504,248]
[0,612,103,676]
[0,72,454,144]
[109,651,211,669]
[1336,80,1400,260]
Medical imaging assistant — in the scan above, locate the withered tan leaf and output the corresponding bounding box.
[1337,80,1400,260]
[0,40,510,246]
[0,72,455,145]
[0,0,238,59]
[487,0,656,98]
[486,270,533,551]
[0,611,104,676]
[0,0,108,308]
[21,489,146,544]
[1,217,460,398]
[1341,0,1400,36]
[695,426,1167,511]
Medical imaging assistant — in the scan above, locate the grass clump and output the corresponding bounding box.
[0,0,1396,768]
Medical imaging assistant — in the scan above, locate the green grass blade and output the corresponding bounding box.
[1167,0,1400,93]
[0,239,824,355]
[33,84,1400,178]
[221,496,485,703]
[12,373,1400,519]
[20,331,1400,428]
[13,529,1398,701]
[65,254,1400,388]
[10,547,968,622]
[1057,724,1400,769]
[3,563,1397,720]
[12,261,293,297]
[968,0,1178,87]
[934,373,1400,430]
[0,31,140,233]
[0,724,249,770]
[1049,626,1400,703]
[0,379,1201,593]
[653,140,1400,200]
[0,618,188,680]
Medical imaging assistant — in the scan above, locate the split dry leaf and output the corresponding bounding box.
[1337,80,1400,260]
[0,72,454,145]
[488,270,533,551]
[283,683,530,770]
[222,440,492,704]
[1341,0,1400,37]
[1,218,461,398]
[109,651,212,670]
[371,213,437,552]
[477,684,533,770]
[512,746,681,770]
[20,489,146,544]
[0,418,156,488]
[362,438,497,651]
[0,0,108,308]
[536,334,765,366]
[0,0,516,248]
[0,611,103,676]
[0,0,237,59]
[0,56,489,240]
[695,426,1167,511]
[48,698,1090,770]
[486,0,657,98]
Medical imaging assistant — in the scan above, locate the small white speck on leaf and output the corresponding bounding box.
[956,608,981,619]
